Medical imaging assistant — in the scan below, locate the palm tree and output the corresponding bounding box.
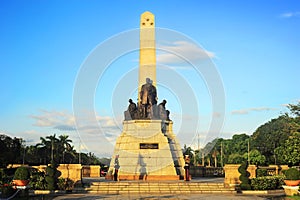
[36,134,59,163]
[58,135,72,163]
[36,136,51,164]
[182,145,194,164]
[46,134,59,162]
[211,148,219,167]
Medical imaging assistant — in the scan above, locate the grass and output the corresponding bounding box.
[286,196,300,200]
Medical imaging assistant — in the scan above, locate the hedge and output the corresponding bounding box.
[256,169,268,177]
[251,175,285,190]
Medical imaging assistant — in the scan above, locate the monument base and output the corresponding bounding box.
[106,120,185,181]
[106,175,181,181]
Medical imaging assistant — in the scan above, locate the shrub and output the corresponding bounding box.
[57,178,74,191]
[0,184,15,198]
[45,166,56,190]
[251,175,285,190]
[238,161,251,190]
[283,168,300,180]
[29,171,46,190]
[45,161,61,190]
[13,167,29,180]
[0,168,17,198]
[256,169,268,177]
[0,168,15,186]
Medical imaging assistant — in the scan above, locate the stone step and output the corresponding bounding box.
[74,181,236,194]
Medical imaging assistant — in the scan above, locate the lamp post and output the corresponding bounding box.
[247,139,250,164]
[221,142,223,168]
[21,139,26,165]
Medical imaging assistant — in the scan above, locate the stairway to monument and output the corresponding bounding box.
[74,181,236,194]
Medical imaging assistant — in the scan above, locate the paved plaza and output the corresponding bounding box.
[52,193,278,200]
[49,177,285,200]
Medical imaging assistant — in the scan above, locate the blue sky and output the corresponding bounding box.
[1,0,299,157]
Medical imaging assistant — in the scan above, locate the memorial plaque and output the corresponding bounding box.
[140,143,159,149]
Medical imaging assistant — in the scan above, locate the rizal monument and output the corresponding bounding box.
[106,11,185,180]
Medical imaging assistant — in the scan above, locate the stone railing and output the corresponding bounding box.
[223,164,289,187]
[257,165,289,176]
[189,166,224,177]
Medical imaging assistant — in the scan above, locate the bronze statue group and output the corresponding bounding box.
[125,78,170,121]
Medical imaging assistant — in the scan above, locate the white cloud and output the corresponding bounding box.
[30,109,121,156]
[30,110,121,133]
[280,11,300,18]
[231,109,249,115]
[281,103,289,107]
[231,107,276,115]
[30,109,75,128]
[250,107,276,112]
[157,41,215,65]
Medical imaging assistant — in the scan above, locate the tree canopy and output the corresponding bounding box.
[0,135,22,167]
[0,133,105,167]
[184,102,300,167]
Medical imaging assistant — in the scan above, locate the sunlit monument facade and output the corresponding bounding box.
[107,11,185,180]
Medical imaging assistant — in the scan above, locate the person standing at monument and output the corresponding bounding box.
[184,155,190,181]
[114,155,120,181]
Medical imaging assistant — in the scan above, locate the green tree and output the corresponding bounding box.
[238,161,251,190]
[0,134,22,167]
[36,134,77,164]
[227,153,245,164]
[26,145,41,165]
[275,132,300,166]
[243,150,266,166]
[36,136,52,164]
[46,134,59,162]
[80,152,101,165]
[251,115,292,164]
[252,103,300,165]
[210,134,250,165]
[182,145,194,165]
[230,134,250,155]
[58,135,75,163]
[288,102,300,117]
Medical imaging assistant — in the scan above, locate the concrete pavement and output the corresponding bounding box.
[52,193,273,200]
[49,177,284,200]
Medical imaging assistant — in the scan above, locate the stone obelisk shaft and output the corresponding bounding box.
[138,11,156,103]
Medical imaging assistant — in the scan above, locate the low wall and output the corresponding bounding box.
[82,165,101,177]
[58,164,82,183]
[224,164,289,187]
[224,164,257,186]
[32,165,47,172]
[32,164,82,183]
[224,164,241,186]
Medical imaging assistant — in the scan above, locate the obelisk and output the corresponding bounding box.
[138,11,156,103]
[106,11,185,181]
